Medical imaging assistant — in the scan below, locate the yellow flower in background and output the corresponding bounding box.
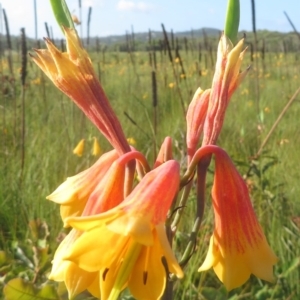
[31,77,41,85]
[92,137,102,156]
[241,88,249,95]
[169,82,175,89]
[201,69,208,76]
[73,139,85,157]
[62,161,183,299]
[198,149,277,290]
[247,100,253,107]
[126,137,136,146]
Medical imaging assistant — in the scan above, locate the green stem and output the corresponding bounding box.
[178,155,211,268]
[50,0,75,32]
[224,0,240,44]
[108,241,142,300]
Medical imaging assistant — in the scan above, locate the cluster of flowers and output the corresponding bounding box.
[31,28,277,300]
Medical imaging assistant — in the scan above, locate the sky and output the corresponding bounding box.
[1,0,300,39]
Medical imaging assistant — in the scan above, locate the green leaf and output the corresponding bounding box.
[224,0,240,44]
[50,0,74,33]
[3,278,58,300]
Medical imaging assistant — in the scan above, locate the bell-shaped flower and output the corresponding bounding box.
[202,34,248,146]
[60,160,183,299]
[47,149,119,222]
[198,148,278,290]
[49,153,129,298]
[30,28,130,154]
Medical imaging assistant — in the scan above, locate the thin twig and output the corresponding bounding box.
[255,86,300,158]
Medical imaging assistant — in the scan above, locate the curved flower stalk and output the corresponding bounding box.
[190,146,278,290]
[30,27,130,154]
[60,160,183,300]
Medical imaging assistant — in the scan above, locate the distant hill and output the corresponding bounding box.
[91,27,221,45]
[1,27,299,52]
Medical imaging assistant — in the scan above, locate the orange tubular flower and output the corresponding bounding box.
[198,148,278,290]
[49,152,132,299]
[47,149,119,222]
[202,34,248,146]
[30,28,130,154]
[60,160,183,300]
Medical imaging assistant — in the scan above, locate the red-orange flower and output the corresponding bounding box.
[202,35,248,146]
[30,28,129,154]
[47,149,119,222]
[59,160,183,299]
[49,151,133,298]
[198,147,278,290]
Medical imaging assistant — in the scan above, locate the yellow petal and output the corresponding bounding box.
[128,239,166,300]
[64,262,98,299]
[198,236,219,272]
[106,213,153,246]
[65,225,128,272]
[87,273,101,299]
[156,224,183,279]
[60,201,86,224]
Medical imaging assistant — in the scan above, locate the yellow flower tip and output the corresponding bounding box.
[198,234,278,291]
[92,137,102,156]
[49,229,99,299]
[73,139,85,157]
[47,149,119,222]
[63,27,86,62]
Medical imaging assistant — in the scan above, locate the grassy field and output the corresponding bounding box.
[0,33,300,299]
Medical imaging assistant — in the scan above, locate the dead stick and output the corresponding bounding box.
[255,86,300,158]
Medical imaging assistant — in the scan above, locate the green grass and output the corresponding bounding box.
[0,41,300,299]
